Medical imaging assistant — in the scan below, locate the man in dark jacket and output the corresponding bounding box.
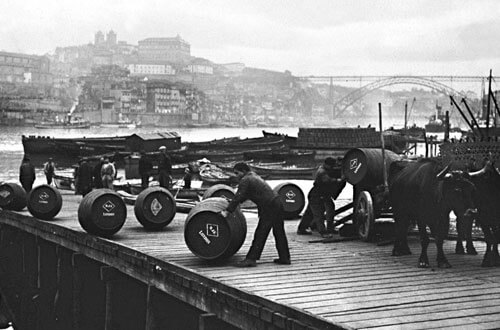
[93,157,104,189]
[138,151,152,189]
[221,162,290,267]
[77,158,93,196]
[297,157,346,237]
[157,146,172,188]
[19,156,36,193]
[43,157,55,185]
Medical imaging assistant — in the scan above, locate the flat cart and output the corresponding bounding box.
[341,148,402,241]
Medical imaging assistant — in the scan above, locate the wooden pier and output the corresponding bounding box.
[0,185,499,329]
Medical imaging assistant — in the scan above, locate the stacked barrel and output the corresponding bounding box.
[0,182,27,211]
[78,189,127,237]
[440,141,500,170]
[184,197,247,262]
[296,127,382,149]
[27,184,63,220]
[134,187,176,230]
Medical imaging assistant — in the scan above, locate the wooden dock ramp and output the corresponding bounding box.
[1,189,499,329]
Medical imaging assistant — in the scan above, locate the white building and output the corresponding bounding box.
[127,63,175,76]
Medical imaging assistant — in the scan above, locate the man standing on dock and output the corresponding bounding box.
[297,157,346,237]
[93,157,104,189]
[157,146,172,189]
[138,150,152,189]
[221,162,290,267]
[77,158,93,196]
[19,156,35,193]
[43,157,55,186]
[100,157,116,190]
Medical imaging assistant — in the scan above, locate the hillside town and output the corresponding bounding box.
[0,30,485,128]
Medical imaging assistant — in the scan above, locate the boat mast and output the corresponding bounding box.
[486,69,492,139]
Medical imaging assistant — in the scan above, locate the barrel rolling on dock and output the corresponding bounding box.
[78,189,127,237]
[27,184,62,220]
[342,148,401,241]
[0,182,27,211]
[272,182,305,219]
[134,186,176,230]
[202,184,235,200]
[184,197,247,261]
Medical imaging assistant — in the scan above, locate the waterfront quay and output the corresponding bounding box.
[1,186,500,329]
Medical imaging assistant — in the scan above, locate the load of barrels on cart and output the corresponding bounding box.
[1,142,499,268]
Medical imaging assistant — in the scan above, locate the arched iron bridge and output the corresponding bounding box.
[300,75,492,117]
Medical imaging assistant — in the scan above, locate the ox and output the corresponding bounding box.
[456,161,500,266]
[389,159,477,268]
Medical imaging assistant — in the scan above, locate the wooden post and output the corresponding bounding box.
[71,253,83,330]
[487,69,492,139]
[379,103,388,190]
[424,134,429,158]
[404,101,408,132]
[444,111,450,142]
[145,285,156,330]
[100,266,117,330]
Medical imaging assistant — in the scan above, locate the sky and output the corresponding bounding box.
[2,0,500,77]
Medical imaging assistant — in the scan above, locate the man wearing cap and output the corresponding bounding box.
[220,162,290,267]
[138,150,152,189]
[297,157,346,237]
[157,146,172,188]
[19,156,36,193]
[100,157,115,190]
[77,158,94,196]
[43,157,55,185]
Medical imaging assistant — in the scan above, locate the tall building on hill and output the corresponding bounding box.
[107,30,117,46]
[95,31,105,45]
[0,51,51,84]
[138,35,191,63]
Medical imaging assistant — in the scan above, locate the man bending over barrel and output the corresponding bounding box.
[221,162,291,267]
[297,157,346,237]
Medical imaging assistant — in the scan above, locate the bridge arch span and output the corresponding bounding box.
[333,76,467,116]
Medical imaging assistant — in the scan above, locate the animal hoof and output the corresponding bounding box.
[455,249,465,255]
[392,249,411,256]
[466,249,478,255]
[438,261,452,268]
[418,262,430,268]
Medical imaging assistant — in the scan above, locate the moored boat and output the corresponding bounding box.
[184,135,285,151]
[22,132,181,158]
[249,163,317,180]
[35,116,91,129]
[243,149,315,163]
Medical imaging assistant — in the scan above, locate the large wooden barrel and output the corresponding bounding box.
[184,197,247,261]
[202,184,235,200]
[134,187,176,230]
[273,182,305,219]
[78,189,127,237]
[27,184,62,220]
[0,182,27,211]
[342,148,401,187]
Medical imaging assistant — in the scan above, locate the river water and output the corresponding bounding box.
[0,124,458,185]
[0,125,299,183]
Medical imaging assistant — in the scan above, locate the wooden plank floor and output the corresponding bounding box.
[4,181,500,330]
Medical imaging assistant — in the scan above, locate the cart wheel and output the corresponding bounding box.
[355,191,375,242]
